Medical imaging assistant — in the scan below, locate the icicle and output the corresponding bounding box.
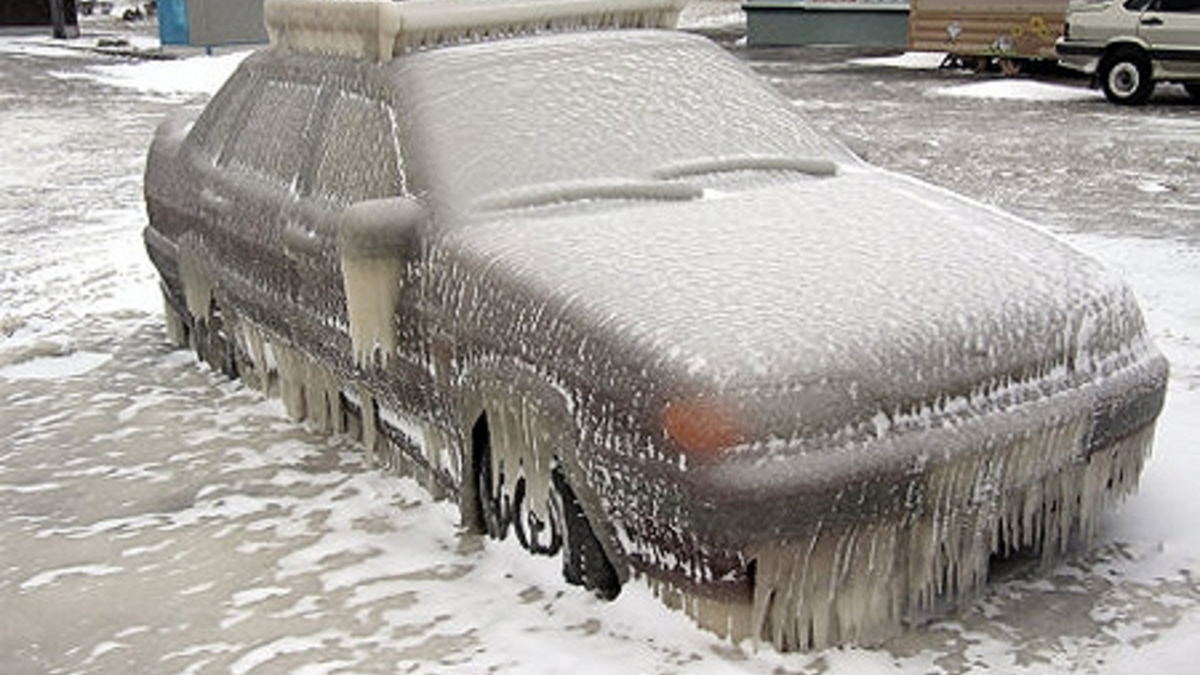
[479,392,561,533]
[342,255,404,367]
[647,578,755,642]
[299,355,342,434]
[273,341,308,422]
[177,254,213,323]
[358,384,380,469]
[162,295,188,347]
[339,197,423,368]
[236,322,275,395]
[660,415,1159,652]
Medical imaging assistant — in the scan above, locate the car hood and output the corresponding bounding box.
[441,166,1151,436]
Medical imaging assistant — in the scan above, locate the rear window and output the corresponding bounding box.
[187,68,253,163]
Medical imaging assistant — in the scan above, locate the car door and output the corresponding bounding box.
[289,80,409,366]
[1140,0,1200,77]
[209,73,323,336]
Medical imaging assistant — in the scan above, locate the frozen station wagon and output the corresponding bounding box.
[144,0,1169,651]
[1057,0,1200,104]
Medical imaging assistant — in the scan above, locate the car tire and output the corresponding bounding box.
[475,417,511,540]
[513,474,563,555]
[473,412,620,599]
[552,466,621,600]
[1099,48,1154,105]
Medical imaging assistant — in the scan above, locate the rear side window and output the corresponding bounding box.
[1156,0,1199,11]
[312,91,404,204]
[223,79,320,190]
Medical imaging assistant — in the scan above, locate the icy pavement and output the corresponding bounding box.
[1,24,1199,675]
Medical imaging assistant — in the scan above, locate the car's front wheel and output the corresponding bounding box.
[472,411,620,599]
[1099,48,1154,105]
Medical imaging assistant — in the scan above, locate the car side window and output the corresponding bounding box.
[1155,0,1199,11]
[222,79,320,190]
[1124,0,1153,10]
[311,91,405,205]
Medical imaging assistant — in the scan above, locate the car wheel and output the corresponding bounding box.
[513,473,563,555]
[553,466,621,600]
[475,417,511,540]
[472,411,620,599]
[1099,48,1153,105]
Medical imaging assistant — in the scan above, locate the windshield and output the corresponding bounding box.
[393,30,847,211]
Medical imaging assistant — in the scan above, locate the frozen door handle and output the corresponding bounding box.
[199,187,230,214]
[1140,16,1163,26]
[283,223,322,260]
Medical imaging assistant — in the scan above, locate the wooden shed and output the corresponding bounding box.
[909,0,1066,64]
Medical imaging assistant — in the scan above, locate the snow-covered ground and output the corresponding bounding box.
[1,22,1198,675]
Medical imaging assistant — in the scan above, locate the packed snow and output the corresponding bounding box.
[931,79,1104,103]
[849,51,949,70]
[2,22,1198,675]
[68,50,250,97]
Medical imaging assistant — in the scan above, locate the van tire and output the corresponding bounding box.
[1099,48,1153,105]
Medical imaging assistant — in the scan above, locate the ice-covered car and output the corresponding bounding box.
[1057,0,1200,104]
[143,0,1168,651]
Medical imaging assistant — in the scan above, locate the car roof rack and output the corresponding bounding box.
[264,0,687,62]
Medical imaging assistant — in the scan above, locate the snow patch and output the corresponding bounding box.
[931,80,1103,102]
[850,51,948,70]
[52,50,250,98]
[20,564,123,591]
[0,350,111,381]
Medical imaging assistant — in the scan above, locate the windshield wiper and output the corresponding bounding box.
[651,155,837,180]
[475,178,703,212]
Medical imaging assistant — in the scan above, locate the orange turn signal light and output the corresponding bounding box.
[663,399,746,457]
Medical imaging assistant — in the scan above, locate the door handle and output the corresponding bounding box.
[199,187,230,215]
[1140,16,1163,26]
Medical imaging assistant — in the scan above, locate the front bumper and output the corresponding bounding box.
[634,350,1168,648]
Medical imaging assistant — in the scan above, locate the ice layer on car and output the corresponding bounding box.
[144,0,1169,652]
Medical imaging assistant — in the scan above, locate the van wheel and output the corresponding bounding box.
[1100,48,1153,105]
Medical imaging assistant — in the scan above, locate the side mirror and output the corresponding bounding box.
[339,197,427,368]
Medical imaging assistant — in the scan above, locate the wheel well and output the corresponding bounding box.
[1102,42,1149,63]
